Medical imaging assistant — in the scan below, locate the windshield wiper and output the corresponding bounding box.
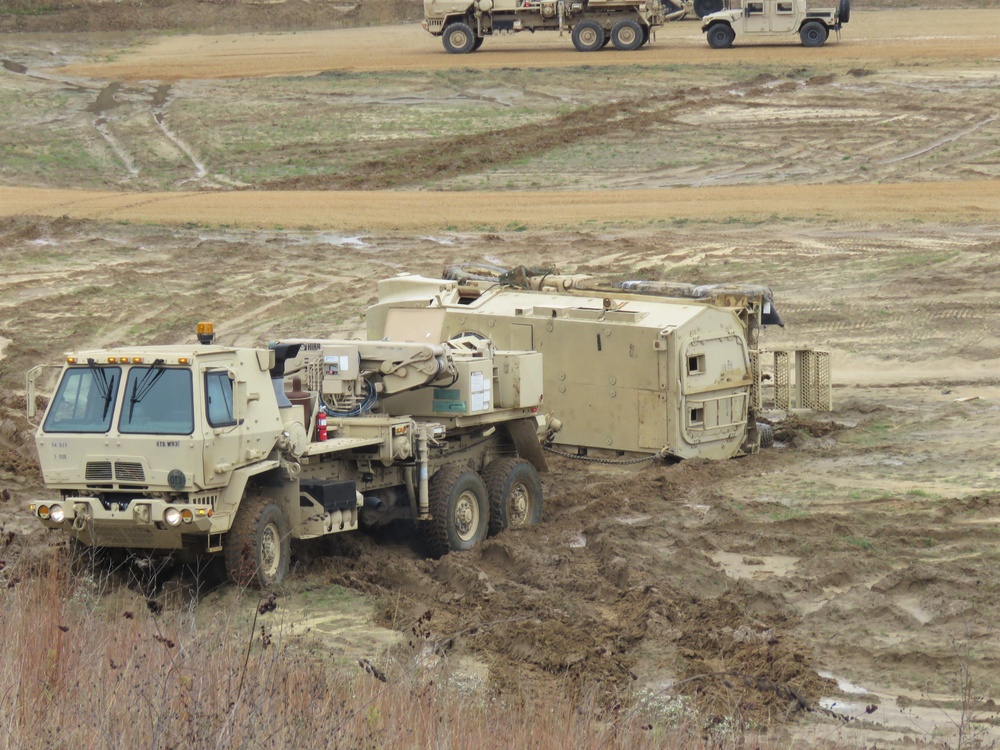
[86,357,117,420]
[128,359,166,422]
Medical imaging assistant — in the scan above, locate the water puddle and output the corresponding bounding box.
[1,59,28,74]
[87,81,122,115]
[804,670,1000,746]
[710,551,798,579]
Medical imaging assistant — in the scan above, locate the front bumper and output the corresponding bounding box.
[30,497,214,550]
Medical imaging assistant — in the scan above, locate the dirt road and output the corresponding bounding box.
[2,182,999,230]
[55,10,1000,80]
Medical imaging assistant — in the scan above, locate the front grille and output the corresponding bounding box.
[85,462,113,481]
[114,462,146,483]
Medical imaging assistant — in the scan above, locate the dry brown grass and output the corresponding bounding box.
[0,551,791,750]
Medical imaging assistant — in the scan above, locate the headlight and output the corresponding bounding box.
[163,507,182,527]
[49,504,65,523]
[38,504,50,520]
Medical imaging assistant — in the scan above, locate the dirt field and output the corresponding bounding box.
[2,3,1000,745]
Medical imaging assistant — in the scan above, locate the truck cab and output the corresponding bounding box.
[702,0,849,48]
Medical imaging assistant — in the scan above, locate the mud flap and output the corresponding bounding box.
[504,417,548,473]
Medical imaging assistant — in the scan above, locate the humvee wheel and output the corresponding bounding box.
[838,0,850,23]
[611,19,644,51]
[225,493,290,588]
[473,35,485,50]
[693,0,724,17]
[422,466,489,556]
[706,23,735,49]
[800,21,828,47]
[443,22,477,54]
[484,458,543,536]
[572,20,605,52]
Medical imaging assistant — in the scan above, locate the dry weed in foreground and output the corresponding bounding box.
[0,555,820,750]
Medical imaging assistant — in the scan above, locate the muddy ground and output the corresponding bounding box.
[2,3,1000,746]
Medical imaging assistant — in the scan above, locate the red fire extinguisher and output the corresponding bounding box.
[316,411,328,442]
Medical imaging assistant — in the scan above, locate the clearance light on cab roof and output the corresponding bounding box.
[178,357,190,365]
[131,356,144,364]
[66,357,77,364]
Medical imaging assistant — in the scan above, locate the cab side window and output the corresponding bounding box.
[777,2,792,11]
[206,371,236,427]
[747,2,764,12]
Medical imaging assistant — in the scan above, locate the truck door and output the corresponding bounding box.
[769,0,798,32]
[202,367,244,487]
[678,335,750,455]
[743,1,769,32]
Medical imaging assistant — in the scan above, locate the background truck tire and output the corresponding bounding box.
[800,21,828,47]
[707,23,735,49]
[483,458,543,536]
[443,22,477,54]
[225,493,291,588]
[572,20,605,52]
[611,19,644,51]
[423,466,489,556]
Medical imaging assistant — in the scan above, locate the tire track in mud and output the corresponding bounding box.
[259,84,721,190]
[86,78,213,185]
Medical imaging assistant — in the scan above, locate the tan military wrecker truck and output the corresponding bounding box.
[702,0,850,48]
[26,327,548,587]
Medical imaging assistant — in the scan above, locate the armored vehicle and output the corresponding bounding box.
[367,267,788,462]
[702,0,850,48]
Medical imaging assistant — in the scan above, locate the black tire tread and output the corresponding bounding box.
[224,490,290,588]
[483,457,543,536]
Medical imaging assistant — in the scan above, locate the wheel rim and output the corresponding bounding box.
[617,27,637,46]
[579,27,598,47]
[452,29,469,48]
[260,522,281,579]
[454,489,480,542]
[508,481,531,526]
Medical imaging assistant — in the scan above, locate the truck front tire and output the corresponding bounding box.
[800,21,828,47]
[484,458,543,536]
[706,23,735,49]
[225,493,291,588]
[423,466,489,556]
[611,19,644,51]
[572,20,605,52]
[443,22,477,54]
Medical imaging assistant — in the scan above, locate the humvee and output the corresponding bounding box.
[702,0,850,48]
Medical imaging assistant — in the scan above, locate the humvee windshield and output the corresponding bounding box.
[43,366,121,434]
[119,366,194,435]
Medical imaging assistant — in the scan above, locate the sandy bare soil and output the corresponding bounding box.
[49,10,1000,79]
[2,4,1000,746]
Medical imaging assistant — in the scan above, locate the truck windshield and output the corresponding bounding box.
[43,366,121,433]
[119,366,194,435]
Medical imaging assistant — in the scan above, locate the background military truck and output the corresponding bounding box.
[26,326,547,587]
[423,0,668,53]
[702,0,849,48]
[367,266,791,463]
